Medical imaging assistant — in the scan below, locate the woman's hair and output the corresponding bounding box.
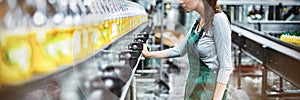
[202,0,221,32]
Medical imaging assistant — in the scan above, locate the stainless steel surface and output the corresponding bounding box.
[218,0,300,5]
[265,47,300,88]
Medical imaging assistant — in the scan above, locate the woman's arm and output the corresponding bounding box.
[142,44,168,58]
[212,13,234,100]
[142,22,196,58]
[213,82,227,100]
[142,35,188,58]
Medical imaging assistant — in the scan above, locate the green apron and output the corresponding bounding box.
[184,22,227,100]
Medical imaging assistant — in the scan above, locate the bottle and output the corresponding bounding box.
[27,33,57,74]
[43,28,74,65]
[0,35,32,84]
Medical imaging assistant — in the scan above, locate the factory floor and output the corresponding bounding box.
[135,67,260,99]
[134,54,300,100]
[134,55,255,100]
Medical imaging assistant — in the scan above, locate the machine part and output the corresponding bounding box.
[134,37,147,43]
[128,42,143,51]
[119,50,140,60]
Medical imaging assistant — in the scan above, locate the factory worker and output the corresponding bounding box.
[142,0,233,99]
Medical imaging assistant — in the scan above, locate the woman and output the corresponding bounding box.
[142,0,233,99]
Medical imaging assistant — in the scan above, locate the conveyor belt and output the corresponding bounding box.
[232,24,300,60]
[231,23,300,88]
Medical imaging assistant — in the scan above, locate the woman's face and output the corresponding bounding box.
[179,0,201,13]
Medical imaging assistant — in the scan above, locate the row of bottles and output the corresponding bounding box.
[280,31,300,46]
[0,0,148,85]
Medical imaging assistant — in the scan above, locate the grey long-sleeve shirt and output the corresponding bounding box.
[164,12,233,84]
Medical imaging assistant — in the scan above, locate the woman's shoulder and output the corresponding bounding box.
[213,12,231,28]
[211,12,231,33]
[214,12,228,23]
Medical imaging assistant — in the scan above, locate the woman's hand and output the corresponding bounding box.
[213,82,227,100]
[142,44,151,58]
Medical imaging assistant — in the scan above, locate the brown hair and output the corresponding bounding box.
[203,0,221,32]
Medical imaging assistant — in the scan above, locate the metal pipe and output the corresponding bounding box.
[237,35,242,89]
[159,1,165,96]
[160,1,164,51]
[280,77,283,92]
[261,46,268,100]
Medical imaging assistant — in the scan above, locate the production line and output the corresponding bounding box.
[0,0,300,100]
